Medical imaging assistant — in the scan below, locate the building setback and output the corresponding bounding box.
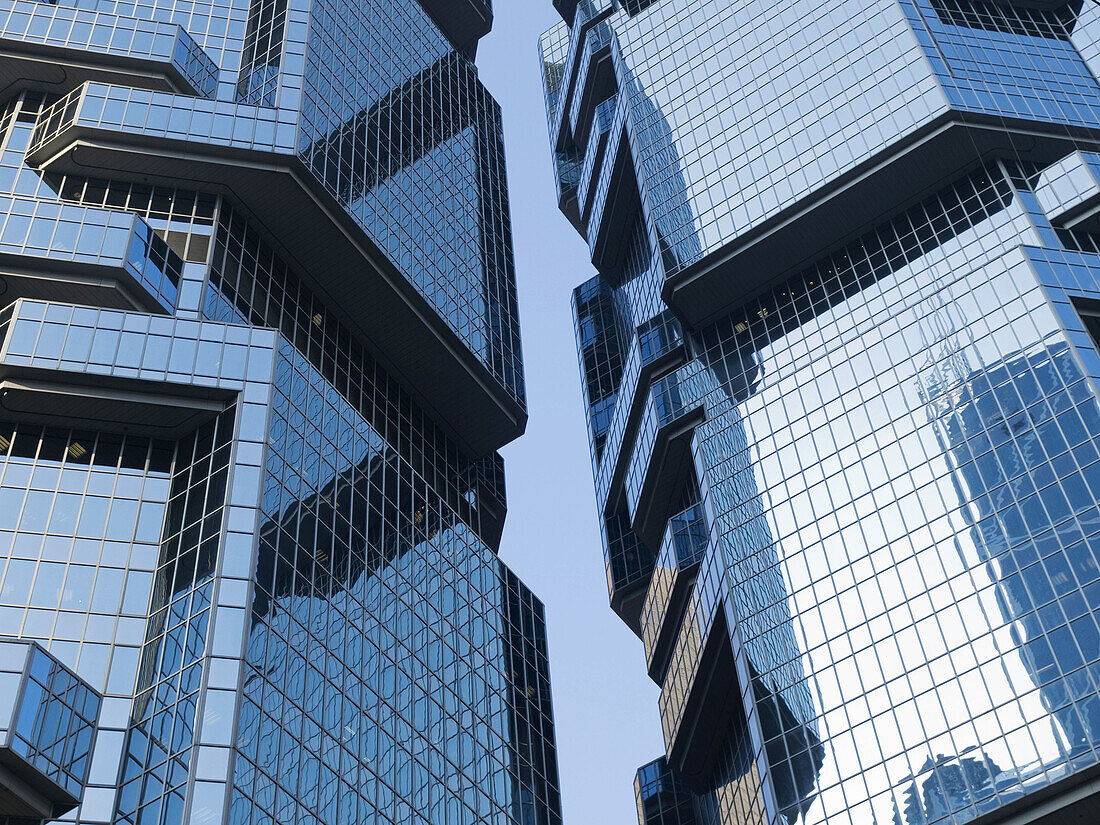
[0,1,563,824]
[541,0,1100,823]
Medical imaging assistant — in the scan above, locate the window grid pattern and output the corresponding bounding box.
[543,0,1100,287]
[537,21,581,199]
[13,15,524,401]
[577,94,614,210]
[115,412,236,825]
[501,566,562,825]
[641,501,709,673]
[236,0,286,105]
[907,0,1100,127]
[635,757,696,825]
[28,82,296,159]
[672,163,1100,823]
[7,642,101,800]
[298,0,525,402]
[201,209,562,825]
[204,203,497,546]
[600,508,655,606]
[0,94,184,312]
[0,0,218,98]
[0,4,559,825]
[0,297,278,825]
[222,341,562,825]
[46,173,218,265]
[51,0,255,99]
[574,275,625,464]
[691,710,767,825]
[548,0,1100,822]
[0,421,173,699]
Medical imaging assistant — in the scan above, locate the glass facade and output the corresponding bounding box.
[0,2,560,825]
[541,0,1100,823]
[0,639,101,818]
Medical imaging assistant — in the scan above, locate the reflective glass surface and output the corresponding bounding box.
[636,757,696,825]
[567,154,1100,825]
[114,412,237,825]
[5,642,101,799]
[545,0,1100,822]
[297,0,525,402]
[0,1,558,825]
[201,207,561,825]
[0,1,557,824]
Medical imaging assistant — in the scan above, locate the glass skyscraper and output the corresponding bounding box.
[0,1,563,824]
[541,0,1100,823]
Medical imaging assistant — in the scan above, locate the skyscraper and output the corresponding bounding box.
[0,1,563,824]
[541,0,1100,822]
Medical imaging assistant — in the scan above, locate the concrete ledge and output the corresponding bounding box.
[27,95,526,457]
[0,0,217,99]
[665,114,1100,329]
[416,0,491,52]
[0,759,75,819]
[0,377,226,437]
[664,608,740,793]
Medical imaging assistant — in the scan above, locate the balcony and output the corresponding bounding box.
[551,0,614,155]
[1035,151,1100,230]
[624,366,706,550]
[635,757,696,825]
[658,599,742,792]
[0,195,182,314]
[641,503,710,683]
[0,639,100,821]
[0,0,217,99]
[568,20,614,149]
[602,507,657,633]
[0,299,249,437]
[664,112,1097,329]
[586,92,635,270]
[594,310,684,513]
[578,94,616,221]
[26,82,525,457]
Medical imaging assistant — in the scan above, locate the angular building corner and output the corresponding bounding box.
[0,1,563,824]
[541,0,1100,822]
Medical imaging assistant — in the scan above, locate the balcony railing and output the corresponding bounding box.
[0,302,14,350]
[30,86,82,158]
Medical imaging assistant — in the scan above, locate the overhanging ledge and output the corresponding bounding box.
[664,113,1100,330]
[28,119,526,457]
[416,0,492,53]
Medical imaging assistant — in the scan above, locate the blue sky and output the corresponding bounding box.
[477,3,665,823]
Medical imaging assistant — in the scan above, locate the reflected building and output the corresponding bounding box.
[541,0,1100,823]
[925,338,1100,760]
[0,1,562,825]
[892,752,1003,825]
